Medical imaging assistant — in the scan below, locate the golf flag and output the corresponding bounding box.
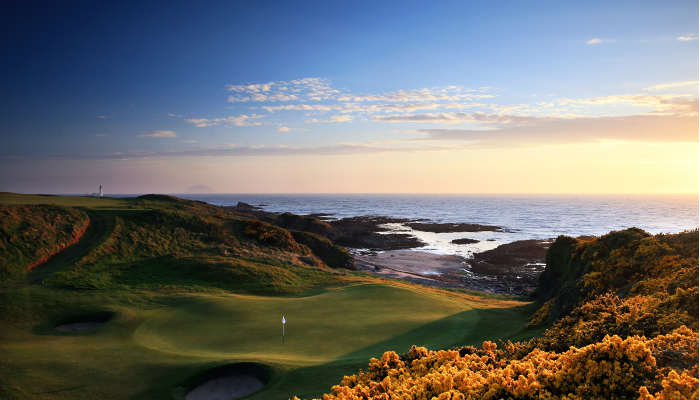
[283,316,286,324]
[282,316,286,345]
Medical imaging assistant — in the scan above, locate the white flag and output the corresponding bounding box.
[282,316,286,324]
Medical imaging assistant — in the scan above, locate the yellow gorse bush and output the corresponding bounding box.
[295,328,696,400]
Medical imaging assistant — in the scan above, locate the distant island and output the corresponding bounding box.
[183,184,215,194]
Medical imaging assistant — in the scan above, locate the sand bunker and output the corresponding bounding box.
[186,363,270,400]
[54,312,113,332]
[186,375,264,400]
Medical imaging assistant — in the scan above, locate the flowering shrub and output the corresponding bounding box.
[293,328,697,400]
[536,229,698,325]
[292,229,699,400]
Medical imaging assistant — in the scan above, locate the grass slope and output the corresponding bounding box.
[0,204,89,284]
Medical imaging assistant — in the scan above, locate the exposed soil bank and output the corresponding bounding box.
[26,217,90,271]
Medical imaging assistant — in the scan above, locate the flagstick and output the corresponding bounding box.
[283,323,285,345]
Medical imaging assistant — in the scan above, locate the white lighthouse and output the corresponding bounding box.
[99,185,103,197]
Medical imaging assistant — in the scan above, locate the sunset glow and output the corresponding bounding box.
[1,1,697,194]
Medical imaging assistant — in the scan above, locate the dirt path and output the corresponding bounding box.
[1,211,110,290]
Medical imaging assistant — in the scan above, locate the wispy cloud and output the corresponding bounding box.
[336,90,494,103]
[261,102,473,114]
[373,112,560,126]
[587,38,615,44]
[19,144,473,162]
[226,78,492,105]
[643,81,699,91]
[227,78,340,102]
[181,140,196,143]
[306,115,355,123]
[413,114,698,147]
[167,113,183,117]
[137,130,177,137]
[557,94,698,115]
[93,134,110,137]
[184,115,264,127]
[262,104,340,113]
[277,127,307,131]
[677,34,698,41]
[95,116,114,119]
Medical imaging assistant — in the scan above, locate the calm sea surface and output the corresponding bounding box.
[113,194,699,257]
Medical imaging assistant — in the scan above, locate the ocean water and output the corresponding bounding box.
[158,194,699,258]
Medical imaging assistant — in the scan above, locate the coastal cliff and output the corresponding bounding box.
[532,227,698,326]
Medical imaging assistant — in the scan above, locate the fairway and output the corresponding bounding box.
[0,193,135,207]
[136,284,475,362]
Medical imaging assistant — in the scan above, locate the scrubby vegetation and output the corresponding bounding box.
[276,212,335,238]
[0,204,89,283]
[39,200,353,295]
[306,229,699,400]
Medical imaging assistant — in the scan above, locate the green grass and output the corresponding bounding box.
[0,193,539,400]
[0,193,138,208]
[135,285,474,361]
[0,283,533,400]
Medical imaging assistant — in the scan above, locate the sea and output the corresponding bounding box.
[113,193,699,258]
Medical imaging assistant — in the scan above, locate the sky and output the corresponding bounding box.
[0,0,697,194]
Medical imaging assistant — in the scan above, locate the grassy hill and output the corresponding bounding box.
[0,193,535,400]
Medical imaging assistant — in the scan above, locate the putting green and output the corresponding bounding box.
[135,284,476,363]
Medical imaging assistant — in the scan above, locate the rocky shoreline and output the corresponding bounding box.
[225,202,552,295]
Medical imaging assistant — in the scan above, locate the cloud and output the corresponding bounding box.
[643,81,699,91]
[226,78,339,102]
[587,38,615,44]
[181,140,196,143]
[278,127,291,132]
[373,112,559,126]
[335,90,494,103]
[413,114,698,148]
[93,134,110,137]
[262,102,460,115]
[262,104,339,113]
[184,115,264,127]
[225,78,494,105]
[306,115,355,123]
[137,130,177,138]
[677,34,698,41]
[19,143,474,162]
[558,94,698,115]
[167,113,183,117]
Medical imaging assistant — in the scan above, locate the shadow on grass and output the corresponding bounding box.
[130,300,535,400]
[41,384,95,395]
